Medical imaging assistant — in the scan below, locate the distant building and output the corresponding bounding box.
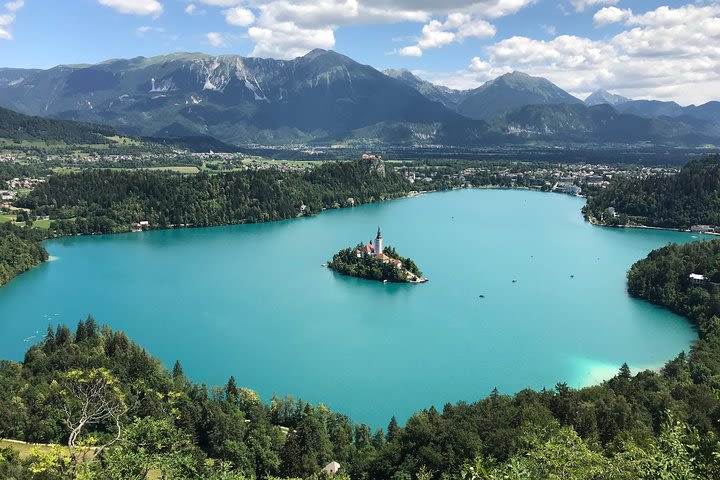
[354,227,401,268]
[322,461,341,475]
[689,273,708,285]
[361,153,382,160]
[691,225,714,233]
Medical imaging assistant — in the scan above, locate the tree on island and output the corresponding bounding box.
[328,243,423,283]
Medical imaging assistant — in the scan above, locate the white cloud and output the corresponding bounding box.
[185,4,197,14]
[197,0,242,6]
[568,0,618,13]
[446,4,720,104]
[97,0,163,17]
[541,24,556,36]
[0,0,21,40]
[223,6,255,26]
[593,6,631,28]
[248,22,335,58]
[136,25,165,37]
[399,45,423,57]
[400,13,496,56]
[206,31,226,47]
[4,1,23,12]
[195,0,531,60]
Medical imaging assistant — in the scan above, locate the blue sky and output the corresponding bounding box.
[1,1,719,104]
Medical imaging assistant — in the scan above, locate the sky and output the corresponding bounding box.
[1,0,719,105]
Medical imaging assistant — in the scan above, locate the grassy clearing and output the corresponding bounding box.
[145,166,200,174]
[0,214,15,223]
[32,219,51,229]
[0,439,57,458]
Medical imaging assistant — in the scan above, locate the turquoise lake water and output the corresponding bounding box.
[0,189,705,428]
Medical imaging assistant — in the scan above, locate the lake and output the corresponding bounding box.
[0,189,704,428]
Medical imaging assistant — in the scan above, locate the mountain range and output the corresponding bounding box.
[0,49,718,147]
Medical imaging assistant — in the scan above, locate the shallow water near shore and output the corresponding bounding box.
[0,189,705,427]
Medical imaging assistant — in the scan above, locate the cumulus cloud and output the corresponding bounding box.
[399,12,496,56]
[593,6,631,28]
[194,0,532,60]
[445,4,720,104]
[223,6,255,26]
[206,31,226,47]
[185,4,197,14]
[399,45,423,57]
[4,0,23,12]
[568,0,618,13]
[0,0,22,40]
[97,0,163,17]
[197,0,242,6]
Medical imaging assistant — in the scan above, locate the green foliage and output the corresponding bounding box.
[19,159,411,235]
[587,154,720,228]
[327,244,422,283]
[0,106,117,144]
[0,222,48,287]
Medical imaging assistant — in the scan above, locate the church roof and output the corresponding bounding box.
[376,226,382,239]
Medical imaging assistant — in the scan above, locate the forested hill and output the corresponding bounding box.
[0,222,48,287]
[19,159,412,235]
[585,154,720,228]
[0,106,118,144]
[628,239,720,334]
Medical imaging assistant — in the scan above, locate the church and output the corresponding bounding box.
[355,227,403,269]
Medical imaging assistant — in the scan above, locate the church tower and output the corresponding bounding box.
[375,226,383,257]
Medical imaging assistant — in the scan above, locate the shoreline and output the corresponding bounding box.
[586,215,720,236]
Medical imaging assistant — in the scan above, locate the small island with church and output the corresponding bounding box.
[327,227,427,283]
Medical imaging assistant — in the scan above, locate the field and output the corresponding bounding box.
[0,439,58,458]
[145,166,200,174]
[0,213,15,223]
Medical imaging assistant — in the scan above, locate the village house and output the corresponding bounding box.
[322,461,341,475]
[691,225,715,234]
[689,273,708,286]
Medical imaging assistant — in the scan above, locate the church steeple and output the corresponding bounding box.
[375,226,383,256]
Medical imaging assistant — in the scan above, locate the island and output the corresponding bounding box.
[327,227,427,283]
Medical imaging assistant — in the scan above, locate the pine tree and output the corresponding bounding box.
[55,325,71,345]
[85,314,98,338]
[42,324,55,353]
[226,376,239,405]
[75,320,87,343]
[387,416,400,442]
[172,360,184,381]
[619,363,631,380]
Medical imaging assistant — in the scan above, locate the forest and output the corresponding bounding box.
[585,154,720,228]
[328,245,422,282]
[0,222,48,287]
[0,107,117,145]
[3,239,720,478]
[19,159,412,236]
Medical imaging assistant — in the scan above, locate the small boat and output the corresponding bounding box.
[570,275,575,278]
[479,295,485,298]
[383,279,388,284]
[512,279,517,283]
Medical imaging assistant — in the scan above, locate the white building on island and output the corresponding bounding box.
[354,227,403,269]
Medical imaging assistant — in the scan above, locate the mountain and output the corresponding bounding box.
[383,68,469,109]
[457,71,583,121]
[584,89,631,106]
[0,51,718,147]
[494,103,720,145]
[615,100,720,124]
[614,100,685,118]
[0,50,459,145]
